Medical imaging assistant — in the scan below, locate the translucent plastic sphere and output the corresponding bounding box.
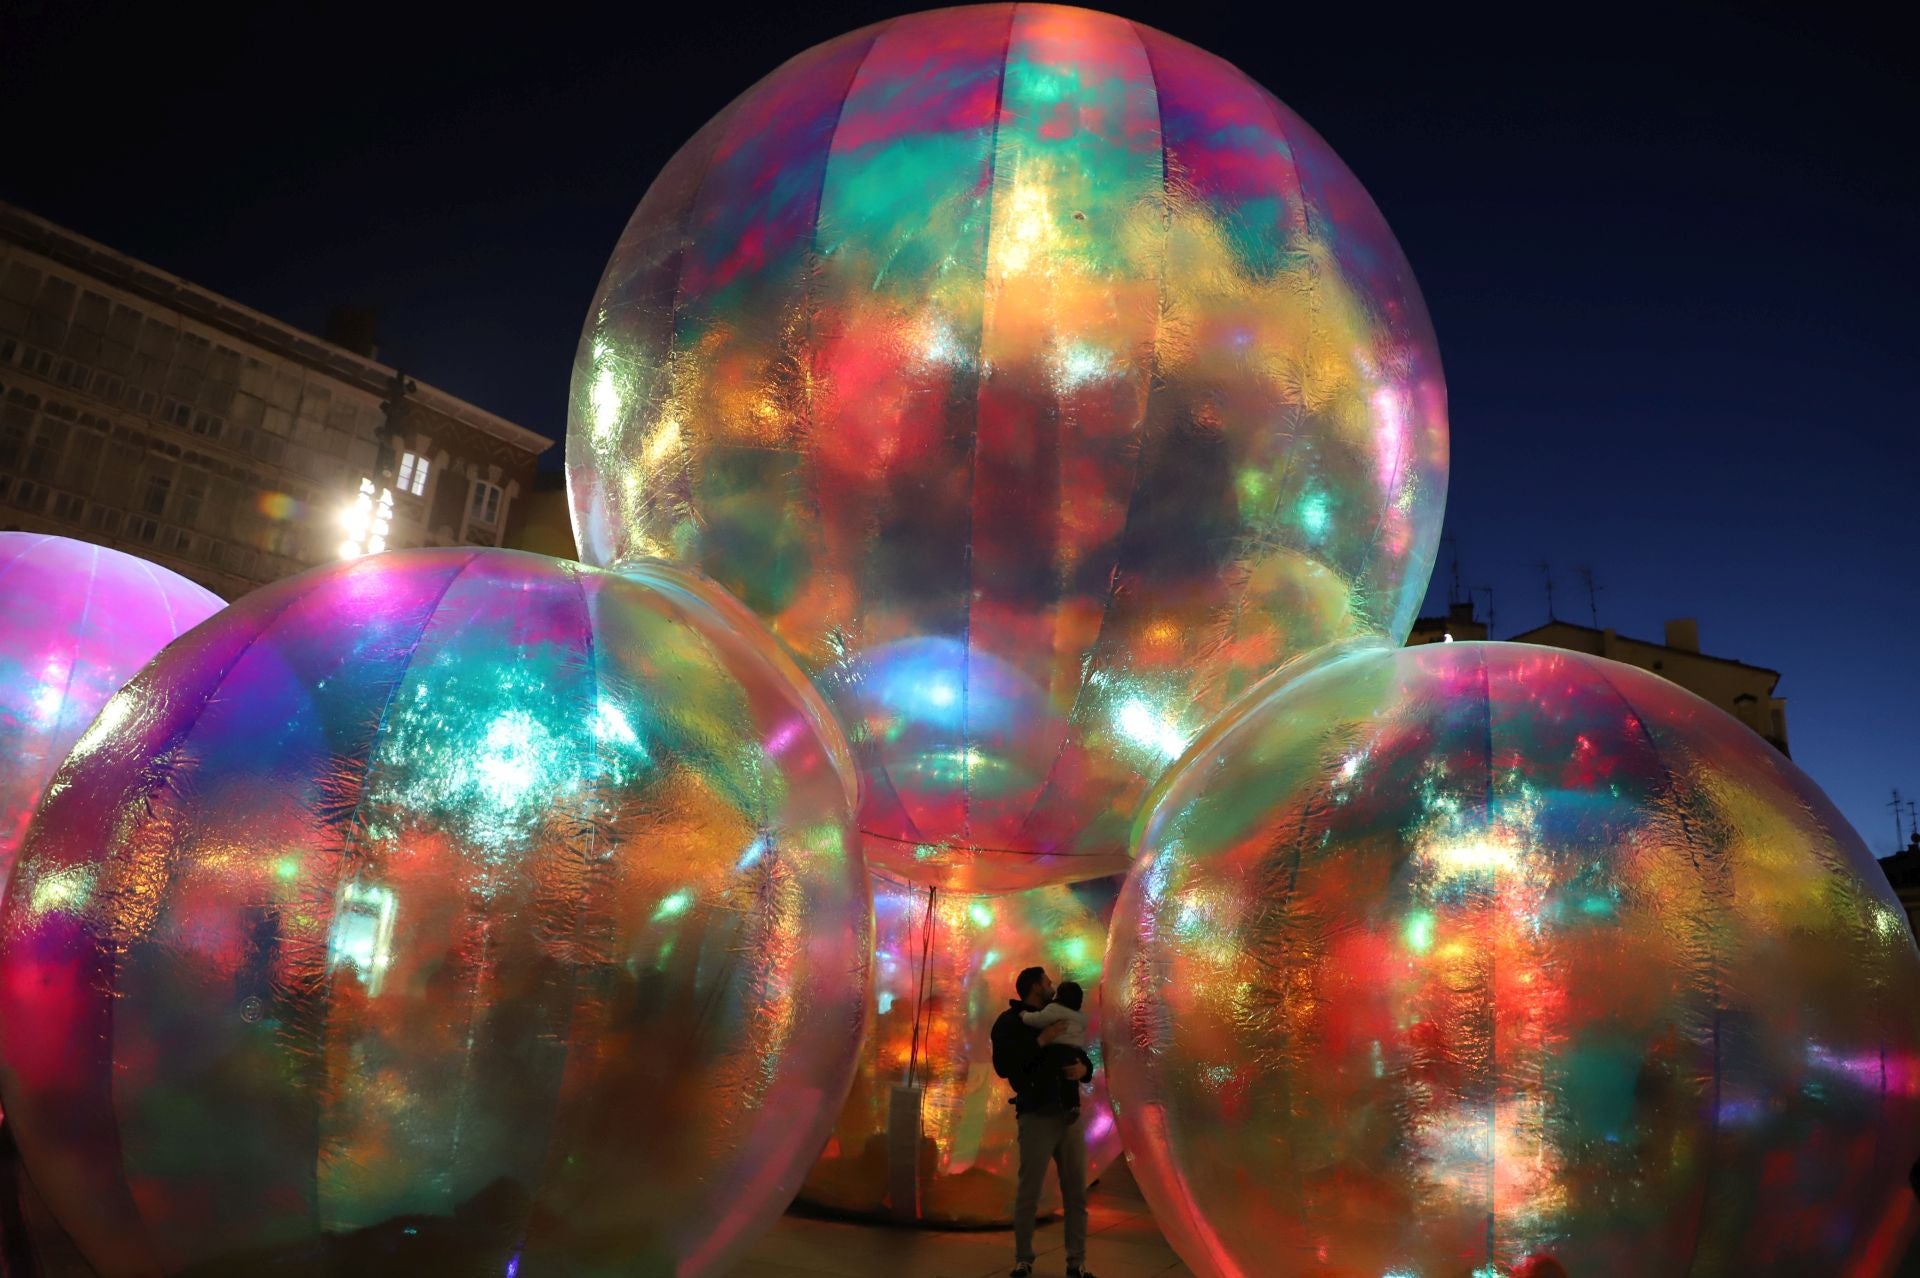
[1107,640,1920,1278]
[0,533,221,879]
[567,3,1448,892]
[0,549,871,1277]
[800,870,1122,1225]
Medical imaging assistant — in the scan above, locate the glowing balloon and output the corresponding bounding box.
[0,533,221,879]
[567,3,1448,891]
[0,549,870,1277]
[1107,640,1920,1278]
[800,869,1122,1225]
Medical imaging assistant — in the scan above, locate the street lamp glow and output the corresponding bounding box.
[338,477,394,559]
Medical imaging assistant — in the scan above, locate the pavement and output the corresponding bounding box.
[727,1155,1920,1278]
[721,1159,1192,1278]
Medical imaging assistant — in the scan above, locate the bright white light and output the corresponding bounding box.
[476,710,544,808]
[592,700,639,747]
[1116,696,1187,761]
[1053,343,1113,389]
[1442,632,1455,643]
[1424,835,1522,879]
[327,880,398,996]
[590,348,625,446]
[924,679,958,710]
[68,693,132,761]
[918,317,967,367]
[337,479,394,559]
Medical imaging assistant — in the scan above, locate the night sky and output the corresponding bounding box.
[4,0,1914,850]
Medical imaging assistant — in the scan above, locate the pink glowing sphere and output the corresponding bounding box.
[0,533,222,883]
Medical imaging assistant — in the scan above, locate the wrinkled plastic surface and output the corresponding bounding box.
[0,533,221,882]
[800,869,1122,1225]
[1107,640,1920,1278]
[567,3,1448,891]
[0,548,871,1278]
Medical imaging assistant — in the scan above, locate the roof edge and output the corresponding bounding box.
[0,202,555,456]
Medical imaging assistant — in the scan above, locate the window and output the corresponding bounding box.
[143,473,172,516]
[177,475,206,527]
[24,426,59,479]
[397,451,429,496]
[468,478,502,525]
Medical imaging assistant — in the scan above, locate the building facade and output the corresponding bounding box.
[0,203,552,599]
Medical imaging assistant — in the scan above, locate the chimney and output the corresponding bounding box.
[1664,618,1700,652]
[325,306,380,360]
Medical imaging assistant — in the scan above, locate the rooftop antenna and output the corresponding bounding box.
[1892,790,1907,850]
[1446,537,1465,606]
[1575,565,1602,629]
[1539,561,1557,621]
[1471,585,1497,636]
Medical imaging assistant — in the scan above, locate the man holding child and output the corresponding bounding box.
[990,965,1099,1278]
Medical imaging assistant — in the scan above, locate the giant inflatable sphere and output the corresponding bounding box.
[0,549,871,1277]
[568,3,1449,891]
[1106,640,1920,1278]
[800,870,1123,1225]
[0,533,221,879]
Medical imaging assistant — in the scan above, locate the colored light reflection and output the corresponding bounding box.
[1108,640,1920,1278]
[0,533,222,891]
[566,3,1448,892]
[0,548,870,1278]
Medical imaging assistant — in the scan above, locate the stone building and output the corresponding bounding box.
[0,203,552,599]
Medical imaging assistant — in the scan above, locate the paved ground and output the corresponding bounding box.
[726,1156,1920,1278]
[722,1161,1191,1278]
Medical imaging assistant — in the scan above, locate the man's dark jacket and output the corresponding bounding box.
[990,999,1092,1115]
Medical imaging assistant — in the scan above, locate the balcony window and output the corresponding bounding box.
[397,450,429,497]
[468,478,502,526]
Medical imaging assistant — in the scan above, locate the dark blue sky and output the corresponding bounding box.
[4,0,1913,849]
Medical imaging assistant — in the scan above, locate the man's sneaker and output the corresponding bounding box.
[1066,1267,1098,1278]
[1009,1265,1033,1278]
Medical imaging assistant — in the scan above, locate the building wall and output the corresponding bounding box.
[0,205,552,598]
[505,473,578,561]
